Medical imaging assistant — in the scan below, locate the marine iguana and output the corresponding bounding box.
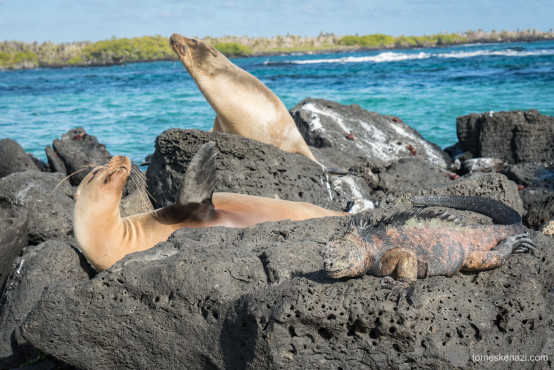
[323,195,536,305]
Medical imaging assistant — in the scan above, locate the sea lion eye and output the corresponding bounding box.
[87,169,101,183]
[192,39,198,46]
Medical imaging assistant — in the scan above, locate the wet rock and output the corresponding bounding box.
[0,171,74,244]
[19,203,553,369]
[0,138,38,178]
[0,196,27,290]
[461,157,504,174]
[0,240,93,369]
[50,127,111,185]
[456,109,554,164]
[145,129,369,212]
[290,98,451,169]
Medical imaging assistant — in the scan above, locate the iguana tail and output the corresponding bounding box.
[411,195,522,225]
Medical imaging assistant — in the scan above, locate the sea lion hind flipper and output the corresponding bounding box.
[176,142,217,208]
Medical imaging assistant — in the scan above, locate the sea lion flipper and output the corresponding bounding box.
[177,142,216,208]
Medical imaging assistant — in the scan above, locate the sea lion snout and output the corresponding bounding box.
[170,33,187,56]
[106,155,131,177]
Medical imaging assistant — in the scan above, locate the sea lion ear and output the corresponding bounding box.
[176,142,217,209]
[210,47,218,58]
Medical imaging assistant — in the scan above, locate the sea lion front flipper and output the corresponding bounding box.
[176,142,216,209]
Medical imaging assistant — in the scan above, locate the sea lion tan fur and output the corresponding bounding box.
[169,33,317,162]
[73,142,343,271]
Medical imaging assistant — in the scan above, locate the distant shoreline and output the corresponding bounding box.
[1,30,553,71]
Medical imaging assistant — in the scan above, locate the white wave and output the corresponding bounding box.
[437,49,554,58]
[291,52,430,64]
[287,48,554,65]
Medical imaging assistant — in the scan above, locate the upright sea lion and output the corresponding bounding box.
[169,33,318,162]
[73,142,344,271]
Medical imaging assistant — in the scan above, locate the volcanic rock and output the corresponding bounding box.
[49,127,111,185]
[375,158,452,199]
[0,240,93,369]
[290,98,451,170]
[0,171,74,244]
[18,173,551,369]
[456,109,554,164]
[145,129,370,212]
[0,138,38,178]
[0,196,27,290]
[519,188,554,230]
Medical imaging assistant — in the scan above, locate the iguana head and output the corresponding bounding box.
[323,228,373,278]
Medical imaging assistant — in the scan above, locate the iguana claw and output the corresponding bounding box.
[379,276,416,307]
[509,233,537,254]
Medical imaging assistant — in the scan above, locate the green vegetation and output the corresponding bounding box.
[213,42,253,56]
[339,33,396,47]
[82,35,173,64]
[0,50,39,68]
[0,29,552,70]
[339,33,468,48]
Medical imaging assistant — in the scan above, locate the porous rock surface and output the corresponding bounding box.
[145,129,370,212]
[519,188,554,230]
[49,127,111,185]
[290,98,451,169]
[0,171,74,244]
[0,138,38,178]
[0,240,93,369]
[0,196,28,290]
[455,109,554,164]
[374,158,452,198]
[18,175,553,369]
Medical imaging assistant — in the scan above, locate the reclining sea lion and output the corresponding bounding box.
[74,142,344,271]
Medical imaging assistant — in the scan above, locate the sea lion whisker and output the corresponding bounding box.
[51,165,97,195]
[127,169,154,213]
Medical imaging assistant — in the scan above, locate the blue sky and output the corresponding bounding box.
[1,0,552,43]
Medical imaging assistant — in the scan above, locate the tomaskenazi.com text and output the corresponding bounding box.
[472,354,549,362]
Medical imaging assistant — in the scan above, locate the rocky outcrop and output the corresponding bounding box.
[145,129,371,212]
[290,98,451,169]
[0,138,38,178]
[1,100,553,369]
[0,171,74,244]
[17,173,552,369]
[455,109,554,164]
[48,127,111,185]
[448,110,554,231]
[0,240,94,369]
[0,197,27,290]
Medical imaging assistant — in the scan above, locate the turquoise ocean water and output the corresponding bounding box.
[1,40,553,163]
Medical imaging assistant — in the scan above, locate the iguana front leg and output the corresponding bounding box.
[377,248,417,306]
[462,233,536,271]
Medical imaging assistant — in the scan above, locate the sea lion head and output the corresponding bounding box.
[170,33,221,76]
[74,155,131,214]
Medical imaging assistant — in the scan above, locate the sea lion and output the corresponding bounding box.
[73,142,344,271]
[169,33,318,162]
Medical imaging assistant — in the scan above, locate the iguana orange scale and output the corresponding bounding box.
[323,195,536,306]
